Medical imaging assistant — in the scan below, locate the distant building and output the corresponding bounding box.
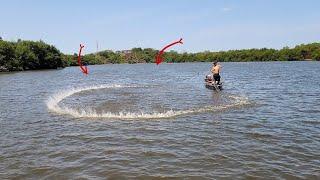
[122,50,132,54]
[116,50,132,54]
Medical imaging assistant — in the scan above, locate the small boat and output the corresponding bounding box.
[205,75,223,91]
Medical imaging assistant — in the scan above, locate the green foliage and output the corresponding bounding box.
[1,38,319,72]
[0,39,64,71]
[0,41,16,69]
[83,43,320,65]
[62,54,78,67]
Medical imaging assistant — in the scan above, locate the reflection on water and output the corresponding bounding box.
[0,62,319,179]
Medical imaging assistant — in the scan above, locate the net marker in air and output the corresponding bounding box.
[78,44,88,75]
[155,38,183,65]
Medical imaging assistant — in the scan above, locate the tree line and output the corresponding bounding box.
[0,39,64,71]
[1,38,319,72]
[67,43,320,66]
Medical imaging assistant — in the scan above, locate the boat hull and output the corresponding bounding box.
[205,82,223,91]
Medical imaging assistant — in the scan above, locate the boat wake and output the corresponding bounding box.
[47,84,250,119]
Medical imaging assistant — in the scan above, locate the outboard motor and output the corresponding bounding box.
[205,74,213,82]
[204,74,223,91]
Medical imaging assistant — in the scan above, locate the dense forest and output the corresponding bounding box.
[0,37,319,72]
[0,38,64,72]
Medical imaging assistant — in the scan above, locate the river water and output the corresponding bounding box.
[0,62,319,179]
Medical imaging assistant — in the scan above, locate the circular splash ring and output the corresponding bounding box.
[47,84,250,119]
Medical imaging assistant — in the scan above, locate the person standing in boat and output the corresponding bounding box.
[211,61,221,85]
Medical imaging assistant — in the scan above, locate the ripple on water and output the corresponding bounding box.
[1,62,320,178]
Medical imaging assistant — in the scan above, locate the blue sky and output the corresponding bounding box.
[1,0,320,54]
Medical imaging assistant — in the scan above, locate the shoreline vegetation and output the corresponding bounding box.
[0,38,319,72]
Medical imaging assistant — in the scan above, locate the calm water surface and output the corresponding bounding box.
[0,62,319,179]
